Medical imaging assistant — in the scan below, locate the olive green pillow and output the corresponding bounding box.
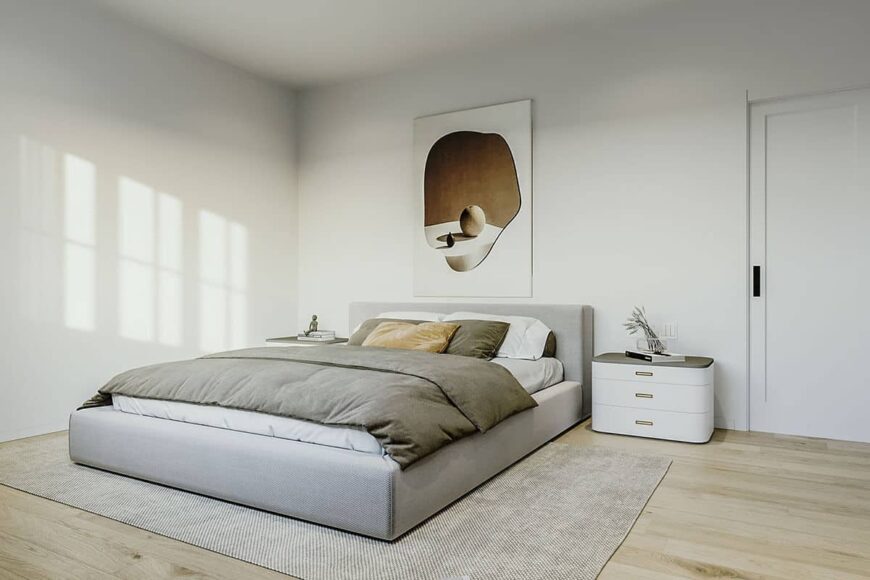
[542,331,557,358]
[444,320,511,360]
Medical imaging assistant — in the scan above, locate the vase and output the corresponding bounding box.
[636,336,668,354]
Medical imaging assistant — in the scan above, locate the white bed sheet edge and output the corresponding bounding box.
[112,395,385,455]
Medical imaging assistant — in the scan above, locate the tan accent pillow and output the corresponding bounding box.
[361,321,460,353]
[348,318,427,346]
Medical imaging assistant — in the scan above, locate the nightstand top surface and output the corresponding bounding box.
[593,352,714,368]
[266,337,348,345]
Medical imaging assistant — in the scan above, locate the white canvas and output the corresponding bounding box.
[413,100,532,297]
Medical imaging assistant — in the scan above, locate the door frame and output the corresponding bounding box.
[747,94,767,433]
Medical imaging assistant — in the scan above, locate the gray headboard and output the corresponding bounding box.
[349,302,594,420]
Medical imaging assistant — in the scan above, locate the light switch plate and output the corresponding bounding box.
[662,322,678,339]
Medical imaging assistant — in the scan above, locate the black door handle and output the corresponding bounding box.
[752,266,761,297]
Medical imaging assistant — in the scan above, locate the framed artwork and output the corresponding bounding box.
[413,100,532,297]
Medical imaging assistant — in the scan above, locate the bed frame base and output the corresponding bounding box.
[69,381,582,540]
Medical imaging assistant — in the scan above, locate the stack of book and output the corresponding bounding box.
[297,330,337,342]
[625,350,686,363]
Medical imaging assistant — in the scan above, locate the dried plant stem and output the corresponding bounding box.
[623,306,665,353]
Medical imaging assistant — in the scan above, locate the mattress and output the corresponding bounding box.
[112,356,565,455]
[492,356,563,394]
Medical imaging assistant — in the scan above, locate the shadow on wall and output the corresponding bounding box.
[18,136,249,353]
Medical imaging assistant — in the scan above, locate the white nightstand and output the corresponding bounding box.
[592,353,715,443]
[264,337,348,347]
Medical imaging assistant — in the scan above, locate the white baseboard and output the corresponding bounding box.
[714,416,740,430]
[0,421,68,443]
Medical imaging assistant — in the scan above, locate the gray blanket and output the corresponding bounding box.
[81,346,537,468]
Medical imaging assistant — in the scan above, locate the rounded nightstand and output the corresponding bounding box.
[592,352,715,443]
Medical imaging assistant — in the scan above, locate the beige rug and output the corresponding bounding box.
[0,435,670,580]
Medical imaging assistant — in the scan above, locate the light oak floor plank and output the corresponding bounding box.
[559,422,870,579]
[2,422,869,579]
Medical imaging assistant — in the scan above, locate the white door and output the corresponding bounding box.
[750,88,870,442]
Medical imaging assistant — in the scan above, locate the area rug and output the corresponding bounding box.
[0,435,670,580]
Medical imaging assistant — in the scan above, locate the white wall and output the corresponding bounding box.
[0,1,298,441]
[297,0,870,430]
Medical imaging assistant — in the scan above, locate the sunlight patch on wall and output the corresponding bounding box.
[119,177,155,263]
[118,178,186,345]
[158,193,183,270]
[157,193,183,346]
[63,155,96,246]
[118,177,156,341]
[198,210,248,352]
[199,284,228,353]
[199,210,227,285]
[64,243,96,332]
[228,222,248,350]
[63,154,97,332]
[198,210,227,352]
[118,259,155,341]
[18,137,61,325]
[158,269,183,347]
[18,138,192,347]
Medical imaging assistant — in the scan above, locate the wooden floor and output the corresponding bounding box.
[1,423,869,579]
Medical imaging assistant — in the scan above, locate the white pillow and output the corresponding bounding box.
[376,311,445,322]
[443,312,552,360]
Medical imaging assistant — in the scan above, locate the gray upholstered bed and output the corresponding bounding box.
[68,302,593,540]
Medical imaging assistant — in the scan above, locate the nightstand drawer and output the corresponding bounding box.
[592,404,713,443]
[593,361,712,386]
[593,378,712,414]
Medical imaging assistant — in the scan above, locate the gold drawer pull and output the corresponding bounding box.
[635,393,653,398]
[635,420,654,426]
[635,371,653,377]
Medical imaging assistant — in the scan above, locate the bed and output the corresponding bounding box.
[68,302,593,540]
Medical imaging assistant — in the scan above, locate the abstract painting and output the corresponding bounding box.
[413,100,531,297]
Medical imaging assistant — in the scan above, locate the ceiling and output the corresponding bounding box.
[88,0,665,88]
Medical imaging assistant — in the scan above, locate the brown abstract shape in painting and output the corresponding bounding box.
[424,131,521,271]
[424,132,520,227]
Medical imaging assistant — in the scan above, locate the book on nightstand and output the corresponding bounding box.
[297,331,337,342]
[625,350,686,363]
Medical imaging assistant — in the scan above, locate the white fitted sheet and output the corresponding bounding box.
[111,357,565,455]
[112,395,385,455]
[492,357,564,394]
